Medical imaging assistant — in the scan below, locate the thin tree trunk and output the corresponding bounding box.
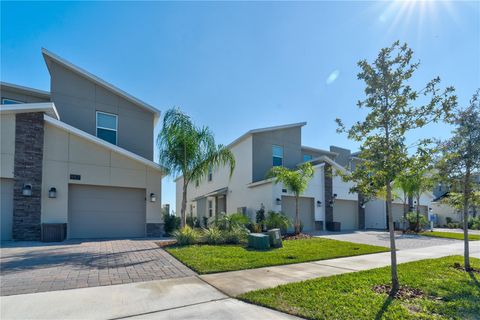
[463,170,471,270]
[387,183,399,293]
[180,180,188,228]
[416,194,421,233]
[403,192,407,232]
[295,195,300,235]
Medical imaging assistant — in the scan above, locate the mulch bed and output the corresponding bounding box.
[373,285,426,300]
[155,240,177,248]
[282,233,312,241]
[453,262,480,274]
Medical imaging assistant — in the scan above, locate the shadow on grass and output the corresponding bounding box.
[375,296,394,320]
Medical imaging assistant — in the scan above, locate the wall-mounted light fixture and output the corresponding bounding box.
[276,198,281,205]
[316,200,322,207]
[22,184,32,196]
[329,193,338,207]
[360,201,366,209]
[48,187,57,198]
[150,193,156,202]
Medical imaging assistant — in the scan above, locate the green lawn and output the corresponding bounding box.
[239,256,480,320]
[165,238,388,274]
[421,231,480,241]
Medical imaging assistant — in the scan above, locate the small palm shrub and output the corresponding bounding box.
[216,213,249,231]
[163,212,181,236]
[173,226,200,245]
[224,225,249,244]
[469,216,480,230]
[402,212,428,232]
[265,211,291,234]
[203,227,224,245]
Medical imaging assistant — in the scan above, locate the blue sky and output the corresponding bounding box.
[2,1,479,212]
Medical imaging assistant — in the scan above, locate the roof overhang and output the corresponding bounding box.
[41,48,160,118]
[44,115,165,174]
[301,145,338,157]
[193,187,228,200]
[0,102,59,119]
[0,81,50,99]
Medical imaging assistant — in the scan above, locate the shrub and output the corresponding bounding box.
[173,226,200,245]
[216,213,249,231]
[469,216,480,230]
[247,222,262,233]
[163,212,181,236]
[203,227,224,245]
[265,211,291,234]
[202,216,209,228]
[446,217,453,224]
[224,225,249,244]
[256,205,266,224]
[401,211,428,232]
[186,216,201,228]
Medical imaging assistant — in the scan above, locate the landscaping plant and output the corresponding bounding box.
[157,108,235,227]
[265,211,291,234]
[437,89,480,270]
[336,41,456,293]
[173,225,201,245]
[203,226,224,245]
[163,210,181,236]
[266,163,314,234]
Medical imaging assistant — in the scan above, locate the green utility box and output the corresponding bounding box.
[267,229,283,248]
[248,233,270,250]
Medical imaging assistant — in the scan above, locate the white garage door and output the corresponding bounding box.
[68,184,146,239]
[281,196,315,232]
[333,199,358,230]
[1,178,14,241]
[365,199,386,229]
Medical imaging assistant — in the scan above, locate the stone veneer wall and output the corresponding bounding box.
[146,223,164,237]
[324,163,333,224]
[12,112,44,240]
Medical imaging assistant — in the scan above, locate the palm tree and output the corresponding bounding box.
[267,163,314,234]
[394,173,415,231]
[157,108,235,227]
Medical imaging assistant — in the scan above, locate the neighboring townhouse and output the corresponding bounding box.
[0,49,164,241]
[175,122,434,232]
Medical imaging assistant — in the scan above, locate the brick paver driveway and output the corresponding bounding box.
[0,239,194,296]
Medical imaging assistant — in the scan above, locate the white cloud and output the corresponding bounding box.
[326,70,340,85]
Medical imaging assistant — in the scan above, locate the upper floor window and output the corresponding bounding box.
[96,111,117,145]
[1,98,23,105]
[208,166,213,181]
[303,154,313,162]
[272,145,283,167]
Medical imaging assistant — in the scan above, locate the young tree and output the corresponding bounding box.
[267,163,314,234]
[336,41,456,293]
[157,108,236,227]
[437,89,480,270]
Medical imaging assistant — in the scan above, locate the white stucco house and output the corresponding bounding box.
[176,122,435,232]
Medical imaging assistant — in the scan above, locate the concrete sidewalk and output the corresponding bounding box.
[0,276,299,320]
[200,241,480,296]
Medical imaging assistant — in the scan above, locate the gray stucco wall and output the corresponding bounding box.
[301,148,337,162]
[49,61,154,160]
[329,146,351,168]
[0,86,50,104]
[252,127,302,182]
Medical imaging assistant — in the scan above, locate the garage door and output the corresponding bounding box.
[334,200,358,230]
[281,196,315,232]
[365,199,386,229]
[1,178,14,240]
[392,203,406,223]
[68,184,146,239]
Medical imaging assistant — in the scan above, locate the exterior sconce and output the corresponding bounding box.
[316,200,322,207]
[360,202,366,209]
[150,193,156,202]
[329,193,338,207]
[276,198,281,205]
[22,184,32,196]
[48,187,57,198]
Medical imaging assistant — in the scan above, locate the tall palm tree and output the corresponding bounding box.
[267,163,314,234]
[157,108,235,227]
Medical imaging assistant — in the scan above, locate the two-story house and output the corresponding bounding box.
[1,49,164,241]
[175,122,434,232]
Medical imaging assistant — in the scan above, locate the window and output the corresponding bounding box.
[303,154,313,162]
[1,98,23,105]
[208,200,213,217]
[272,145,283,166]
[96,111,117,145]
[208,166,213,181]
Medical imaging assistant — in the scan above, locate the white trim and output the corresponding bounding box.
[0,81,50,98]
[43,115,164,173]
[96,111,118,145]
[0,102,60,120]
[228,122,307,148]
[41,48,160,116]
